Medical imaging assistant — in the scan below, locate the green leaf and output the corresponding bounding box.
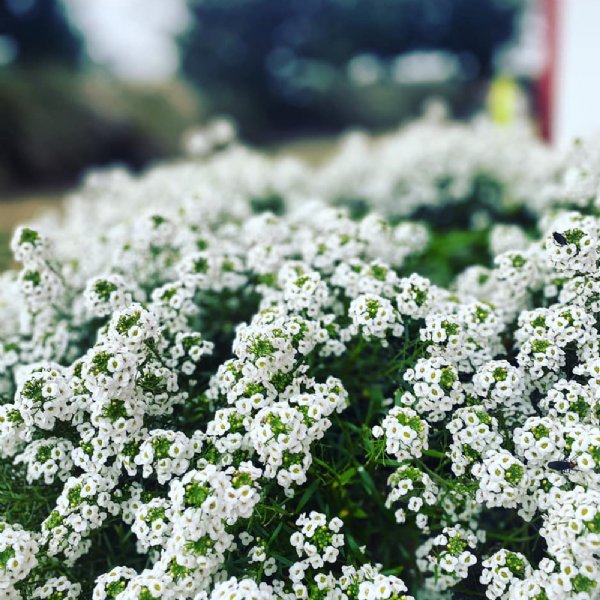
[356,466,376,497]
[338,467,356,485]
[296,479,320,512]
[267,521,284,546]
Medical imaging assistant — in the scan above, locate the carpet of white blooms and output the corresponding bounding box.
[3,115,600,599]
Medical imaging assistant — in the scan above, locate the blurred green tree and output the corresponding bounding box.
[181,0,523,140]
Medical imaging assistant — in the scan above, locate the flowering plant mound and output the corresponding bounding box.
[3,116,600,599]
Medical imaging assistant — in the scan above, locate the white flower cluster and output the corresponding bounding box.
[14,437,75,484]
[6,117,600,599]
[402,358,464,422]
[471,359,525,415]
[349,293,404,343]
[284,512,413,600]
[416,525,478,591]
[447,406,503,476]
[290,511,344,569]
[480,549,533,600]
[472,450,530,514]
[0,522,39,592]
[32,576,81,600]
[41,472,120,563]
[385,464,438,530]
[481,487,600,599]
[372,406,429,461]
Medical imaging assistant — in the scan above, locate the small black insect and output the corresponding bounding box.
[553,232,568,246]
[547,460,577,472]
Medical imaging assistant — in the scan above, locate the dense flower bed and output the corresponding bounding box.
[2,116,600,599]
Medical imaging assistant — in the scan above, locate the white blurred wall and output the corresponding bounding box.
[555,0,600,146]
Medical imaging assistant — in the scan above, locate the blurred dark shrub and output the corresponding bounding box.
[181,0,522,141]
[0,67,204,193]
[0,1,207,194]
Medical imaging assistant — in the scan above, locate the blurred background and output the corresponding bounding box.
[0,0,549,200]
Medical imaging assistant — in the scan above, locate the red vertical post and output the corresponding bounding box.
[538,0,559,142]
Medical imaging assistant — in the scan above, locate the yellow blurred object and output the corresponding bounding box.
[488,76,519,125]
